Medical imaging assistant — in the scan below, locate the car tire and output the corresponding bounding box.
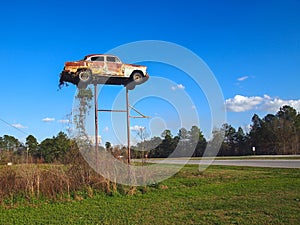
[131,72,143,84]
[78,70,92,83]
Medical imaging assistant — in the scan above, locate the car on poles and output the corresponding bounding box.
[60,54,149,89]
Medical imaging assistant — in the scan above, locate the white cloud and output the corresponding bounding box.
[225,95,263,112]
[103,126,109,132]
[177,84,185,89]
[262,96,300,112]
[171,84,185,90]
[12,123,27,129]
[130,125,145,131]
[225,94,300,112]
[237,76,249,81]
[58,119,69,124]
[42,117,55,122]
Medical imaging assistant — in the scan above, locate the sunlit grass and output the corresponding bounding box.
[0,165,299,224]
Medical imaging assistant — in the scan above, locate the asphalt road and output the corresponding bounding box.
[147,159,300,168]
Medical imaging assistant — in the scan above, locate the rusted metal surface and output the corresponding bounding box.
[59,54,149,89]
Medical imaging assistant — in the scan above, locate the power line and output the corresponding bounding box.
[0,118,29,136]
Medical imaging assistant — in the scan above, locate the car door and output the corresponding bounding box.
[105,56,123,76]
[89,56,105,75]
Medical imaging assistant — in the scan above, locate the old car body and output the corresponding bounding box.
[60,54,149,89]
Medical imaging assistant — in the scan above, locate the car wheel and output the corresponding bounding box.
[131,72,143,84]
[78,70,91,82]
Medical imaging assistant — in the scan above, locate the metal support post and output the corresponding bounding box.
[94,84,99,167]
[94,85,148,166]
[126,87,131,164]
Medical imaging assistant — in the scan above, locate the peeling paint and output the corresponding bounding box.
[60,54,149,88]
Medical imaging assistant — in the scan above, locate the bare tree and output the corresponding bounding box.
[132,126,149,163]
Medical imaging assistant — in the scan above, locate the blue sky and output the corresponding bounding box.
[0,0,299,144]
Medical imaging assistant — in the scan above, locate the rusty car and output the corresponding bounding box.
[59,54,149,89]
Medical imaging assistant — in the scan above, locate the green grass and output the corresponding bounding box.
[0,165,299,224]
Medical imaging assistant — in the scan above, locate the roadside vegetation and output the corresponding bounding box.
[0,165,299,224]
[0,151,127,206]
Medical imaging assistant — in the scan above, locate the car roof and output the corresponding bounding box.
[84,54,117,59]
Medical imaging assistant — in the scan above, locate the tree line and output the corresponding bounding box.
[132,105,300,157]
[0,132,77,164]
[0,105,299,164]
